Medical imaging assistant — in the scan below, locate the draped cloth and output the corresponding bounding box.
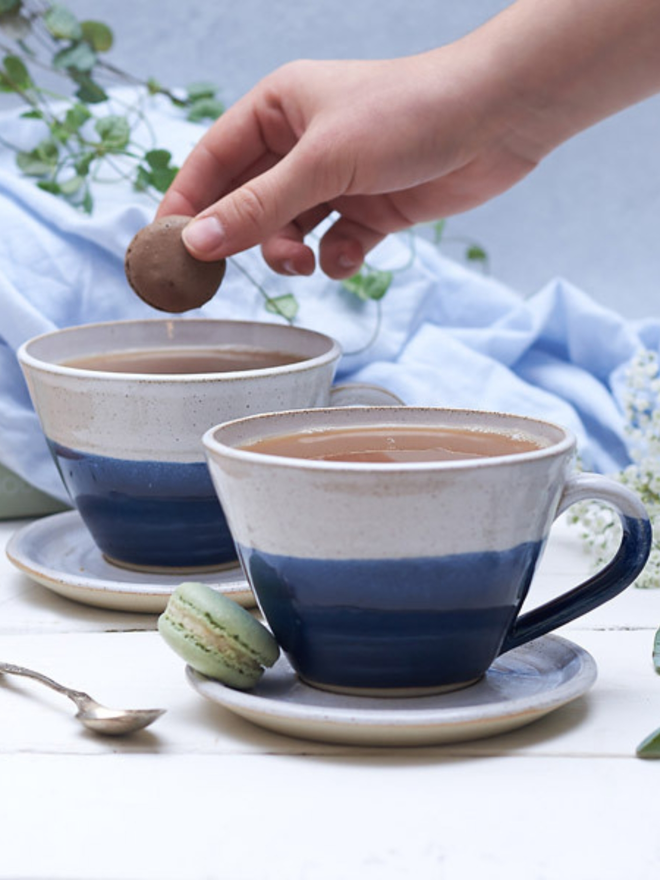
[1,94,657,501]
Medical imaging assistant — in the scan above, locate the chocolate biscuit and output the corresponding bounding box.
[125,215,226,312]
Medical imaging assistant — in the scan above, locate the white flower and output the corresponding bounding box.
[571,348,660,588]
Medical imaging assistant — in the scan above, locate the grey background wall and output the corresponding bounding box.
[3,0,660,319]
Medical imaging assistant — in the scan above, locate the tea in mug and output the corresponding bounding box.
[63,347,306,374]
[240,424,546,463]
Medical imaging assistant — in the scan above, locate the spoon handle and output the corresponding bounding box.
[0,661,91,709]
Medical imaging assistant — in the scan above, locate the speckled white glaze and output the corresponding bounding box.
[17,320,401,569]
[204,406,574,558]
[6,510,254,612]
[186,634,598,747]
[18,319,343,463]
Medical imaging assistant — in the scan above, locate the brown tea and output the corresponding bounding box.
[63,346,306,374]
[241,424,546,463]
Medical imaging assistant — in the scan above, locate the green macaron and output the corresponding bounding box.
[158,582,279,689]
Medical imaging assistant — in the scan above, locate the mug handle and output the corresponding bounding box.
[500,472,652,654]
[329,383,404,406]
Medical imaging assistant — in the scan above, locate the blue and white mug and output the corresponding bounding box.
[203,406,652,695]
[18,319,399,572]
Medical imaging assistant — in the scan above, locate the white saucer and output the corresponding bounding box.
[187,634,597,747]
[6,510,254,613]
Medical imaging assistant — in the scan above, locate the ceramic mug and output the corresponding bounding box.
[203,406,652,696]
[18,319,400,572]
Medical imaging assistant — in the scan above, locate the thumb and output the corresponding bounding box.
[181,142,334,261]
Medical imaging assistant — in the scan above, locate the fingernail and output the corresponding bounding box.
[183,216,225,254]
[282,260,296,275]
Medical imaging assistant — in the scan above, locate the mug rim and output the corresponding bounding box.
[17,318,341,383]
[203,406,576,473]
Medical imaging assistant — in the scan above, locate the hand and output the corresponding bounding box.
[157,49,538,279]
[158,0,660,280]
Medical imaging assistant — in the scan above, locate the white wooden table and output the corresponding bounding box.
[1,514,659,880]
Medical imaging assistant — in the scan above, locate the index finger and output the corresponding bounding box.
[156,96,274,219]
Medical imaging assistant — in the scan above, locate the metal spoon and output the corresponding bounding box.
[0,661,166,735]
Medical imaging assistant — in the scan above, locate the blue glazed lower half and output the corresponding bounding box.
[49,440,236,569]
[238,541,544,691]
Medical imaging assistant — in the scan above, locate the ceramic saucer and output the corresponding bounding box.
[187,634,596,747]
[6,510,254,613]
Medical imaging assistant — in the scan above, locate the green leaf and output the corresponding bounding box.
[146,76,162,95]
[145,165,177,193]
[133,165,151,192]
[71,72,107,104]
[64,102,92,132]
[0,0,21,16]
[16,139,58,175]
[17,152,52,176]
[20,109,43,119]
[3,54,31,89]
[636,726,660,758]
[432,218,446,244]
[49,120,72,143]
[150,167,178,192]
[37,180,61,194]
[36,138,59,163]
[80,20,113,52]
[94,115,130,150]
[144,149,173,170]
[44,4,82,41]
[187,97,224,122]
[466,244,488,263]
[265,294,299,321]
[186,81,217,101]
[53,41,97,73]
[59,174,84,195]
[81,186,93,213]
[653,627,660,673]
[74,151,95,175]
[137,150,178,192]
[342,268,393,302]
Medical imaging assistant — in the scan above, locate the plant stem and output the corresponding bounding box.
[342,300,383,357]
[231,258,295,324]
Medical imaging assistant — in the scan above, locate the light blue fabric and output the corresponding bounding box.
[1,93,658,502]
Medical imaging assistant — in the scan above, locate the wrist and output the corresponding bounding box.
[462,0,660,159]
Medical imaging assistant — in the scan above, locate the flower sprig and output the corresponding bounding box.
[570,347,660,588]
[567,349,660,756]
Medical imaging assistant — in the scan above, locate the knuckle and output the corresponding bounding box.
[274,59,313,84]
[231,183,270,233]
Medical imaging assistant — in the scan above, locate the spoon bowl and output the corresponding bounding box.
[0,661,166,736]
[74,698,166,735]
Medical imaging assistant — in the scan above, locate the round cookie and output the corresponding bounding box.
[158,582,280,690]
[125,215,226,312]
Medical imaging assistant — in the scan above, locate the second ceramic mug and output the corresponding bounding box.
[18,319,400,571]
[203,406,652,695]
